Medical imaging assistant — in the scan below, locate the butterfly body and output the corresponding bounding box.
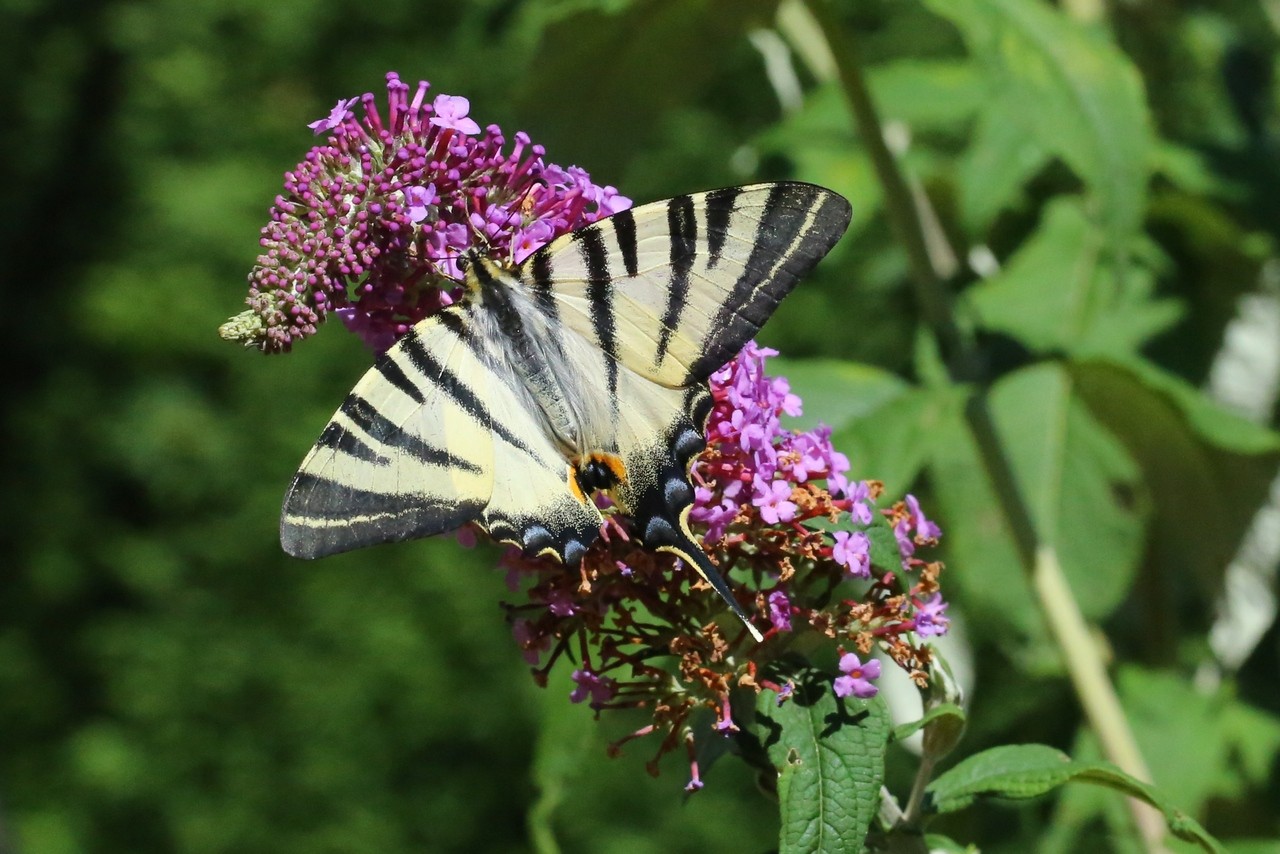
[281,182,852,640]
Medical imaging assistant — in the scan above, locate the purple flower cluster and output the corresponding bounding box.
[692,344,861,541]
[690,343,880,584]
[222,73,629,353]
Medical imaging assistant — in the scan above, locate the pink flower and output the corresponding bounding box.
[832,530,871,578]
[906,494,942,541]
[512,619,550,665]
[569,669,617,706]
[226,73,631,354]
[767,590,793,632]
[429,94,481,135]
[404,184,438,223]
[833,653,881,699]
[753,478,798,524]
[913,594,950,638]
[308,97,358,134]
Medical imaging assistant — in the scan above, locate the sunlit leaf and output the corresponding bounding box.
[930,363,1147,637]
[925,0,1152,242]
[925,744,1225,853]
[967,198,1181,357]
[750,671,890,854]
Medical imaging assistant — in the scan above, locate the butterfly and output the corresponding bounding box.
[280,182,851,641]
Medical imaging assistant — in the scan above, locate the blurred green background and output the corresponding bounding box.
[4,0,1280,851]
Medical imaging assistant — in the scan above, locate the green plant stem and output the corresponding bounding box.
[791,1,1166,849]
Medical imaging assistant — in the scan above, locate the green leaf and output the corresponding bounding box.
[890,703,966,745]
[514,0,772,176]
[1071,357,1280,591]
[956,96,1050,234]
[925,0,1153,242]
[967,198,1181,356]
[773,357,910,435]
[754,83,881,235]
[1048,667,1280,845]
[923,834,979,853]
[930,363,1147,638]
[866,58,985,131]
[836,383,963,499]
[925,745,1226,853]
[750,670,891,854]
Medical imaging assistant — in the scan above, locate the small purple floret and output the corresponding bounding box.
[308,97,358,134]
[913,594,950,638]
[767,590,793,632]
[430,94,481,135]
[833,652,881,699]
[832,530,871,578]
[570,669,617,706]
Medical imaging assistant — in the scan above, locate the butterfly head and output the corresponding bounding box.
[457,247,507,296]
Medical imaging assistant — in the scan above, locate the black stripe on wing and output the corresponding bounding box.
[527,246,561,327]
[282,473,485,558]
[578,225,620,401]
[703,185,741,269]
[655,195,696,368]
[376,354,427,405]
[397,328,541,458]
[323,394,484,473]
[686,183,851,383]
[611,208,639,278]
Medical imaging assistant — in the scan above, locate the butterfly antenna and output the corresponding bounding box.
[660,529,765,643]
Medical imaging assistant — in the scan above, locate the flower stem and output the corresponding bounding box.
[789,1,1166,848]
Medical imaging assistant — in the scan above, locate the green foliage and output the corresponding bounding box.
[4,0,1280,851]
[753,672,889,854]
[925,745,1224,853]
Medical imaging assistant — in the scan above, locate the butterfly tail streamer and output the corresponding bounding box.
[658,534,765,644]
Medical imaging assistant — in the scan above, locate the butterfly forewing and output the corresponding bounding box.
[281,304,602,560]
[522,182,852,389]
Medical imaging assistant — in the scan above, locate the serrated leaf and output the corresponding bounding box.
[925,744,1226,854]
[925,0,1152,242]
[751,671,891,854]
